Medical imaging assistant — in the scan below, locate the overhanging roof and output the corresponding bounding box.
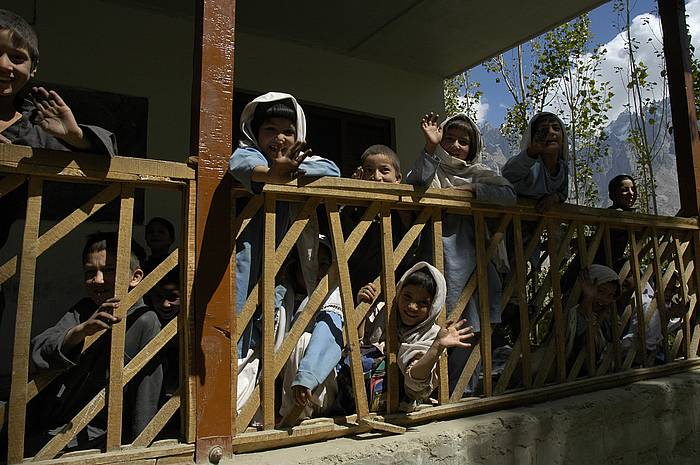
[236,0,610,77]
[108,0,610,77]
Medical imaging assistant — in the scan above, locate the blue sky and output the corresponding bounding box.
[470,0,663,127]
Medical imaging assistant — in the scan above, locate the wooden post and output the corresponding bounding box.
[659,0,700,216]
[380,205,399,412]
[191,0,236,461]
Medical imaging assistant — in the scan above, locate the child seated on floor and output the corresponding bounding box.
[532,265,620,379]
[406,112,515,397]
[26,232,162,452]
[283,262,474,418]
[229,92,340,361]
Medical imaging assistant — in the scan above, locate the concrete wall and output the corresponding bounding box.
[0,1,443,376]
[236,371,700,465]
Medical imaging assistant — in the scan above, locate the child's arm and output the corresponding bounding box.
[406,113,442,187]
[501,149,538,193]
[31,87,117,155]
[473,182,517,205]
[407,319,474,383]
[61,298,122,352]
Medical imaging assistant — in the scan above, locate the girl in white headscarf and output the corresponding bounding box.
[406,112,516,396]
[359,262,475,408]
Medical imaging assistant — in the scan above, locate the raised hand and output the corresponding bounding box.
[421,112,442,153]
[266,140,311,184]
[351,166,363,180]
[435,319,474,349]
[30,87,91,150]
[80,297,122,337]
[356,282,378,305]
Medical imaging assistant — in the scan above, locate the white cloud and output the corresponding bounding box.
[565,0,700,123]
[456,94,490,123]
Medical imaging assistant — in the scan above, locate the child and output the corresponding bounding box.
[27,232,162,450]
[0,10,118,321]
[344,144,415,295]
[406,112,515,396]
[285,262,474,417]
[0,10,117,152]
[533,265,620,379]
[150,268,180,394]
[599,175,636,272]
[143,217,176,275]
[501,112,569,211]
[229,92,340,358]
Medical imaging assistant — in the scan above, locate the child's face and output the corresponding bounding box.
[361,154,401,183]
[532,117,563,153]
[151,282,181,322]
[440,127,471,160]
[83,249,143,306]
[146,222,173,254]
[0,29,34,99]
[397,284,433,327]
[611,179,636,209]
[256,117,296,159]
[595,282,617,308]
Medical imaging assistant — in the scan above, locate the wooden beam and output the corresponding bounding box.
[7,177,43,464]
[659,0,700,216]
[191,0,236,461]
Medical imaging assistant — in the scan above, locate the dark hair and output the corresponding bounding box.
[82,232,146,272]
[608,174,636,198]
[443,115,477,161]
[159,267,180,288]
[403,269,437,299]
[146,217,175,239]
[251,99,297,140]
[0,10,39,70]
[360,144,401,172]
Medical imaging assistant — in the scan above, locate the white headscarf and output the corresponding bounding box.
[431,113,512,189]
[239,91,307,149]
[395,262,447,373]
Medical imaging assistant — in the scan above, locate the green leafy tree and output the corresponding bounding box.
[485,15,612,206]
[613,0,671,214]
[444,70,483,122]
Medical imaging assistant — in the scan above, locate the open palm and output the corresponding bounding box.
[435,319,474,349]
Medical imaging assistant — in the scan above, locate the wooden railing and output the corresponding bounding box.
[3,147,700,462]
[0,145,196,465]
[229,177,700,453]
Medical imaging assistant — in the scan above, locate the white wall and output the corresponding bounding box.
[234,31,444,173]
[0,1,444,376]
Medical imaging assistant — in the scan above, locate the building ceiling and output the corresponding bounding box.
[108,0,610,77]
[235,0,610,76]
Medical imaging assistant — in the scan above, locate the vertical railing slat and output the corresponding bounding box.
[7,176,43,464]
[380,204,399,413]
[431,208,450,403]
[474,212,492,396]
[652,230,670,364]
[181,180,197,442]
[106,183,135,450]
[629,229,648,368]
[576,222,596,378]
[327,200,370,420]
[513,216,532,388]
[546,220,566,383]
[261,194,277,429]
[603,225,621,372]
